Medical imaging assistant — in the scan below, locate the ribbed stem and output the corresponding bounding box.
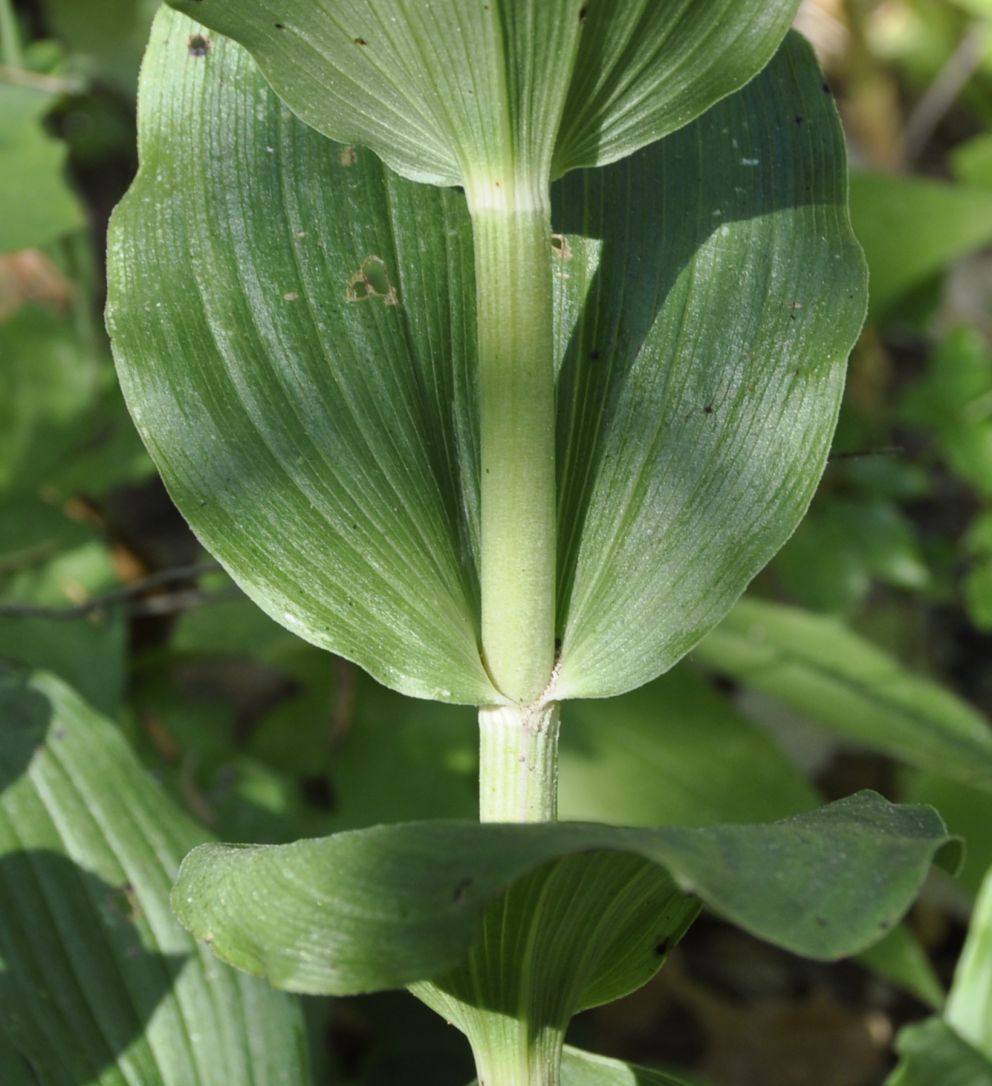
[479,702,560,823]
[470,184,557,705]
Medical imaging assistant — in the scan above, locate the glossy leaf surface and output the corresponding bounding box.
[110,12,864,702]
[695,598,992,791]
[0,666,310,1085]
[172,792,953,996]
[164,0,800,189]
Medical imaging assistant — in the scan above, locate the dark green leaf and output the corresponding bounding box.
[0,665,311,1085]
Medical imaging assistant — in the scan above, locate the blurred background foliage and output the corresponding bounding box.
[2,1,992,1084]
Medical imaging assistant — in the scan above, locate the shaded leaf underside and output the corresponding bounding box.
[172,791,953,997]
[165,0,801,188]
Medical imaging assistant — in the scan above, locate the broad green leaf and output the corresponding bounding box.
[558,667,817,826]
[0,83,85,252]
[946,865,992,1059]
[0,666,310,1085]
[887,1018,992,1086]
[164,0,800,190]
[109,13,864,703]
[467,1046,694,1085]
[547,31,864,698]
[694,598,992,792]
[849,172,992,319]
[172,791,953,996]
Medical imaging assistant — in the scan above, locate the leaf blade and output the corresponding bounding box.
[172,792,953,996]
[0,665,310,1085]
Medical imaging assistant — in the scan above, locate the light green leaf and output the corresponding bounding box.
[558,667,817,826]
[109,13,864,703]
[164,0,800,190]
[694,598,992,791]
[947,864,992,1059]
[0,665,310,1084]
[887,1018,992,1086]
[467,1046,694,1085]
[0,83,85,252]
[849,172,992,318]
[172,791,953,997]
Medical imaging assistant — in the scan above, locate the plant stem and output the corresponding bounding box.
[468,182,557,705]
[479,701,560,823]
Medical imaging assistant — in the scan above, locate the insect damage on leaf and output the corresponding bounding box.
[187,34,211,57]
[346,255,399,306]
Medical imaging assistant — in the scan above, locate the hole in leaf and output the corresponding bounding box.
[346,256,399,306]
[551,233,572,261]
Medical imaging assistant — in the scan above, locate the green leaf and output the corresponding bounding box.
[164,0,800,190]
[849,172,992,319]
[109,13,864,703]
[887,1018,992,1086]
[467,1046,695,1085]
[694,598,992,792]
[946,864,992,1059]
[0,83,85,252]
[558,667,818,827]
[172,791,953,996]
[0,665,311,1084]
[901,769,992,899]
[0,302,102,493]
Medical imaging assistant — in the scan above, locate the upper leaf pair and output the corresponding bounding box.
[109,3,866,703]
[165,0,801,197]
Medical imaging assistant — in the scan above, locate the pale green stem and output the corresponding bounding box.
[479,702,560,823]
[0,0,24,69]
[470,187,557,705]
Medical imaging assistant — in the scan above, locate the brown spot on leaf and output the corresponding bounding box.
[339,145,358,167]
[353,37,367,46]
[187,34,211,57]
